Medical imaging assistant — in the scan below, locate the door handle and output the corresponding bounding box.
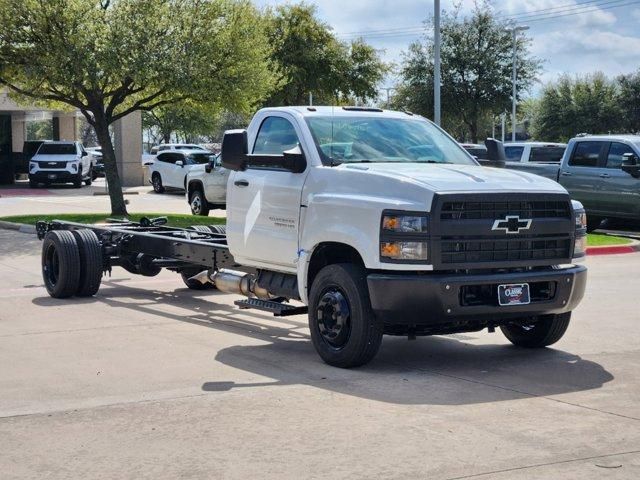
[561,171,572,176]
[599,173,610,178]
[234,179,249,187]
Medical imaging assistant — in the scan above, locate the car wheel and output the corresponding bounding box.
[73,172,83,188]
[586,216,603,233]
[29,179,38,188]
[41,230,81,298]
[85,168,93,186]
[308,263,383,368]
[500,313,571,348]
[189,189,210,216]
[152,173,164,193]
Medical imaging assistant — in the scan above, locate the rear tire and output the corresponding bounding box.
[41,230,81,298]
[152,173,164,193]
[85,168,93,186]
[189,189,210,216]
[72,229,103,297]
[308,263,383,368]
[500,313,571,348]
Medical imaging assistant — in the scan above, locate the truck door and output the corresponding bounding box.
[560,141,608,216]
[599,142,640,218]
[227,114,309,269]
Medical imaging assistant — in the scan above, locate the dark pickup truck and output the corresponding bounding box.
[506,135,640,231]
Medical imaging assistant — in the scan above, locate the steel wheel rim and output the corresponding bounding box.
[153,176,161,191]
[316,287,351,349]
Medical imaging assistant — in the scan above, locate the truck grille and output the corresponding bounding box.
[432,193,574,268]
[38,161,67,169]
[441,200,571,220]
[440,236,571,264]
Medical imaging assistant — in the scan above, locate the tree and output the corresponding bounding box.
[532,73,621,141]
[617,70,640,134]
[265,3,387,105]
[143,101,218,144]
[0,0,273,215]
[392,1,541,142]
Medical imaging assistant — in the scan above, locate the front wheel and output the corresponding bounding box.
[500,312,571,348]
[189,189,210,216]
[308,263,383,368]
[73,171,82,188]
[85,167,93,186]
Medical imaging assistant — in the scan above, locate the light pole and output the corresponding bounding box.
[434,0,441,125]
[507,25,529,142]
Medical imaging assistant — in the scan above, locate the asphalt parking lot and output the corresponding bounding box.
[0,228,639,479]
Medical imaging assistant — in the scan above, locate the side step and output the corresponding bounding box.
[234,298,308,317]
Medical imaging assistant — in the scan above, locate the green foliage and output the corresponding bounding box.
[264,3,388,105]
[616,71,640,134]
[26,120,53,141]
[0,0,274,214]
[143,102,218,144]
[531,73,623,141]
[391,2,541,142]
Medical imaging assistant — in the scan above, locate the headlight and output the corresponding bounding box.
[572,201,587,259]
[382,214,428,233]
[29,162,37,172]
[381,241,428,261]
[380,211,429,262]
[70,162,78,172]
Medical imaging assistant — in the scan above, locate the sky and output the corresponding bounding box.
[254,0,640,99]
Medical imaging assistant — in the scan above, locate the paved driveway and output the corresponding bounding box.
[0,229,639,479]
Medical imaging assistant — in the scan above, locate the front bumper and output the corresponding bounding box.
[367,265,587,325]
[29,171,77,183]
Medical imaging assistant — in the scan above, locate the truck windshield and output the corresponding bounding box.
[306,116,476,165]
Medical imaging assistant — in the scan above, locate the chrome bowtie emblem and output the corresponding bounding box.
[492,215,532,234]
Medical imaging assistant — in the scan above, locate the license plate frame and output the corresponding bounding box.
[498,283,531,306]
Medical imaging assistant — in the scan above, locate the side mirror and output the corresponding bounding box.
[622,152,638,166]
[282,145,307,173]
[205,160,214,173]
[175,160,184,167]
[483,138,506,168]
[221,129,248,171]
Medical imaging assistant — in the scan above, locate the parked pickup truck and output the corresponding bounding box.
[504,142,566,164]
[506,135,640,231]
[36,106,588,368]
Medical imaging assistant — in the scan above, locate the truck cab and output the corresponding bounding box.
[220,107,588,367]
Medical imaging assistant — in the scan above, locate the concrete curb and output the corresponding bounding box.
[0,220,37,235]
[586,237,640,256]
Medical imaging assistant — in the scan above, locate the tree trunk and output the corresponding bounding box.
[469,122,478,144]
[94,118,128,216]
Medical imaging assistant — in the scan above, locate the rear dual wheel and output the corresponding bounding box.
[41,229,102,298]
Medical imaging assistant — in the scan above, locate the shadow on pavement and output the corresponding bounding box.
[31,279,614,406]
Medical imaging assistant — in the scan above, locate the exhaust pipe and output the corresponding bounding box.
[188,268,271,299]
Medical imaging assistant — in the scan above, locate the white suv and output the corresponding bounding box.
[185,154,228,215]
[29,141,93,188]
[147,149,216,193]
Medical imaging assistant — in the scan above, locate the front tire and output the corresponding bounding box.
[85,168,93,186]
[73,172,82,188]
[308,263,383,368]
[586,216,603,233]
[500,313,571,348]
[189,189,210,216]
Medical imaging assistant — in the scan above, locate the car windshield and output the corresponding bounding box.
[306,116,476,165]
[187,153,214,164]
[38,144,76,155]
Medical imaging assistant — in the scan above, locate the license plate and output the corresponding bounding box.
[498,283,530,306]
[47,174,57,179]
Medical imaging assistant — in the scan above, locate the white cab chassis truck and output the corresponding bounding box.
[36,107,588,368]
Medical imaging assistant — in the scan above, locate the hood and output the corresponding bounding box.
[340,162,565,194]
[32,154,79,163]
